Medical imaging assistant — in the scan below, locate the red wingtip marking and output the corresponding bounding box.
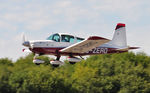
[88,36,108,40]
[115,23,125,30]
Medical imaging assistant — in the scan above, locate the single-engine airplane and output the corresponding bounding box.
[22,23,138,67]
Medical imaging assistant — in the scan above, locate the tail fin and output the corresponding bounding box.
[111,23,127,47]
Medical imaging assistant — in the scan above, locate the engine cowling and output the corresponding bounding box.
[33,59,45,65]
[68,57,81,64]
[50,60,64,67]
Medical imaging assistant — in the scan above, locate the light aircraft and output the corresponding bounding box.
[22,23,138,67]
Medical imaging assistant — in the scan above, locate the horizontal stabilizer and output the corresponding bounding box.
[116,46,139,51]
[128,47,140,50]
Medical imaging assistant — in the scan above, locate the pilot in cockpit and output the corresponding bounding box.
[61,35,69,42]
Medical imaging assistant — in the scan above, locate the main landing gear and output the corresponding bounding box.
[33,54,64,67]
[68,57,81,64]
[67,54,82,64]
[32,53,82,67]
[50,55,81,67]
[50,55,64,67]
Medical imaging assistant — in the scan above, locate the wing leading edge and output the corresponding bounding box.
[60,36,110,53]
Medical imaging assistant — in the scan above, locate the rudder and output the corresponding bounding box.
[111,23,127,47]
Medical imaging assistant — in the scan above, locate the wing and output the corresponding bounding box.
[60,36,110,53]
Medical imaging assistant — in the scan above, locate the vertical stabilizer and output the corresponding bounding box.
[111,23,127,47]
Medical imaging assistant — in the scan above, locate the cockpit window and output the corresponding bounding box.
[53,34,60,42]
[47,35,53,40]
[47,34,84,43]
[77,37,84,42]
[47,34,60,42]
[61,35,74,43]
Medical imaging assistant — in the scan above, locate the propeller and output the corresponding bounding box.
[22,33,31,48]
[22,33,25,42]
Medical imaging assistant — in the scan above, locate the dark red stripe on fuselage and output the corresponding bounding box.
[30,47,64,54]
[30,47,127,56]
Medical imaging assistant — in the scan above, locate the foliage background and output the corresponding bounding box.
[0,52,150,93]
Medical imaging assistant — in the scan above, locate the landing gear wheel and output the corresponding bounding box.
[35,63,40,65]
[50,55,63,67]
[69,62,76,64]
[52,64,59,67]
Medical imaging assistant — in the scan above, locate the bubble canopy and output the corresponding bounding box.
[46,33,84,43]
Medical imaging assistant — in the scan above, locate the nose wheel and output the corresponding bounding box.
[50,55,64,67]
[33,54,45,65]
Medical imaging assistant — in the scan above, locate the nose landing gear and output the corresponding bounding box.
[33,54,45,65]
[50,55,64,67]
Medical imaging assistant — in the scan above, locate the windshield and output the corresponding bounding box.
[47,34,60,42]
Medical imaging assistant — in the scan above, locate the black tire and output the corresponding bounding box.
[52,64,59,67]
[69,62,76,64]
[35,63,40,65]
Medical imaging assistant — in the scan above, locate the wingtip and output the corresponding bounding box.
[88,36,109,40]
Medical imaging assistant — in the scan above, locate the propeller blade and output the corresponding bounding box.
[23,35,25,42]
[22,32,26,43]
[22,32,31,48]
